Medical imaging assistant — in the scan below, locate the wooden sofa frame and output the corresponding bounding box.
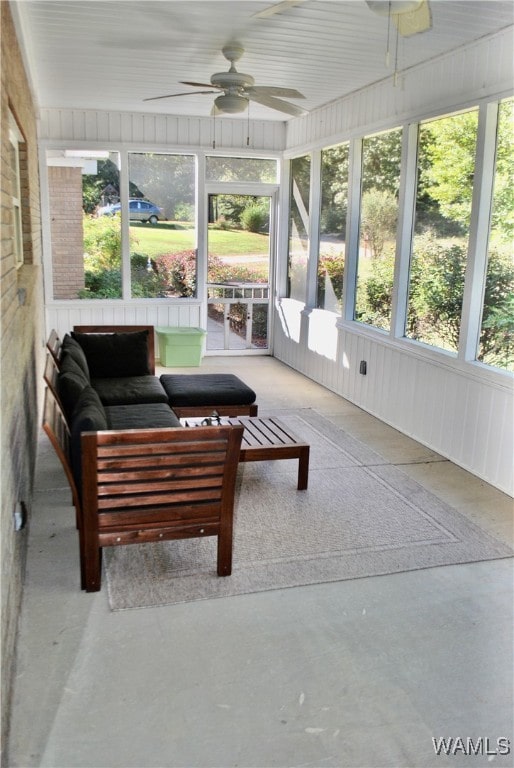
[81,423,244,591]
[43,385,244,592]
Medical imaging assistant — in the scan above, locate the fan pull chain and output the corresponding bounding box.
[385,1,392,67]
[212,109,216,150]
[393,22,401,87]
[247,100,250,147]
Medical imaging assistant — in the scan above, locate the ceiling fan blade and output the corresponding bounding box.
[394,0,432,36]
[248,86,305,99]
[180,80,221,89]
[248,92,307,117]
[143,91,218,102]
[253,0,306,19]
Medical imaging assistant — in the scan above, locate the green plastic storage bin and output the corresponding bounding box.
[155,326,206,367]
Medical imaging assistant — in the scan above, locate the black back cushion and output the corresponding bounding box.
[57,354,90,421]
[71,330,150,378]
[62,334,90,379]
[70,386,108,493]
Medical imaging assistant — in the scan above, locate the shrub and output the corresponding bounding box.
[79,268,122,299]
[355,250,395,330]
[130,252,168,298]
[83,213,122,272]
[240,202,269,233]
[317,250,345,309]
[478,247,514,369]
[407,233,466,350]
[173,202,194,222]
[207,255,267,285]
[360,188,398,259]
[154,250,197,297]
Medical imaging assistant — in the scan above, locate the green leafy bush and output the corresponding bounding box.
[240,202,269,233]
[356,251,395,330]
[478,248,514,369]
[360,188,398,259]
[79,269,122,299]
[83,213,122,272]
[408,234,466,350]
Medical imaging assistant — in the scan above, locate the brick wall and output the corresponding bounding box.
[48,166,85,298]
[1,3,45,763]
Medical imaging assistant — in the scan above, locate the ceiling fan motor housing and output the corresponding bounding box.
[210,71,255,89]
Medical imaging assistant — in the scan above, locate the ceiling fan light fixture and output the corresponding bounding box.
[214,94,248,114]
[366,0,422,15]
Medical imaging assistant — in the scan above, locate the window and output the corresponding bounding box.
[287,155,311,301]
[128,153,196,298]
[206,156,277,183]
[46,149,121,299]
[355,128,402,331]
[406,109,479,352]
[8,112,24,269]
[477,98,514,372]
[317,143,349,312]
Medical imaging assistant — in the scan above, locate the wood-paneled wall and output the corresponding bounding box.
[39,109,286,150]
[274,303,513,495]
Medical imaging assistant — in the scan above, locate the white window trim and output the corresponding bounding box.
[9,111,24,269]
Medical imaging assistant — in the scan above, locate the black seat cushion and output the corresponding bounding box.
[105,403,181,430]
[160,373,256,407]
[91,376,168,406]
[71,330,150,378]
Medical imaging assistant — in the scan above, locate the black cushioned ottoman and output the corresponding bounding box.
[160,374,258,417]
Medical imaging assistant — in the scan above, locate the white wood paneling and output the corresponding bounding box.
[274,301,513,496]
[46,302,203,357]
[285,28,514,151]
[38,109,286,151]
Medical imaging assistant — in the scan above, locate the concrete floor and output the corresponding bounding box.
[7,356,514,768]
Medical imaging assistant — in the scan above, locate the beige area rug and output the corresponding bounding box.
[105,409,512,610]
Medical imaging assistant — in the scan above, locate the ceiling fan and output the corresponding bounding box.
[255,0,431,36]
[366,0,432,37]
[144,44,307,117]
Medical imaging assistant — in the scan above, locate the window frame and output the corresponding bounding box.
[8,111,24,270]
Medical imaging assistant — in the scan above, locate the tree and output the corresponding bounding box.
[320,143,349,236]
[362,129,402,196]
[418,110,479,230]
[360,188,398,259]
[128,153,195,220]
[490,98,514,240]
[82,157,121,213]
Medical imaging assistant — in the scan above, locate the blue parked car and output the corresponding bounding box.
[98,198,165,224]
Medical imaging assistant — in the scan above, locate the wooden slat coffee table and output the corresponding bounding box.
[180,416,310,490]
[228,416,310,490]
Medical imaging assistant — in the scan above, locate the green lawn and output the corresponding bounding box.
[130,222,269,258]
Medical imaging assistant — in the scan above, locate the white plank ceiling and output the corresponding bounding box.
[12,0,514,122]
